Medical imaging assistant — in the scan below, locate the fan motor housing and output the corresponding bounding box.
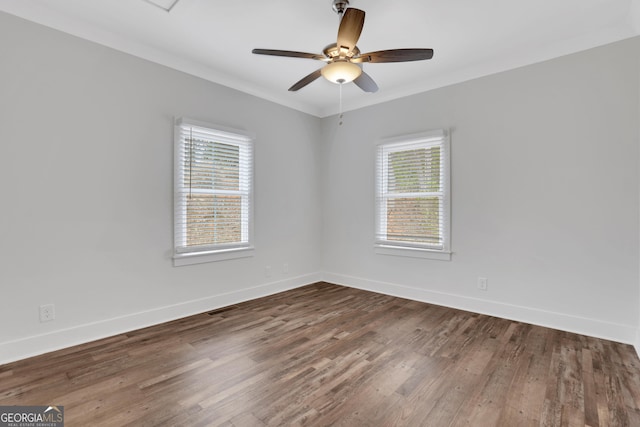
[324,43,360,60]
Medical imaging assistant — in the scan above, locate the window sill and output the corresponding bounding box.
[173,246,255,267]
[375,245,452,261]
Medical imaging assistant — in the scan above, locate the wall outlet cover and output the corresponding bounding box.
[39,304,55,322]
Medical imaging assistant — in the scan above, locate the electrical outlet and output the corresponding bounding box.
[283,263,289,274]
[39,304,55,322]
[477,277,488,291]
[265,265,272,278]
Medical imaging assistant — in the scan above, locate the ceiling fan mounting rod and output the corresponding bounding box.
[332,0,350,16]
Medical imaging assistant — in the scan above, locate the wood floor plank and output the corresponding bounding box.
[1,282,640,426]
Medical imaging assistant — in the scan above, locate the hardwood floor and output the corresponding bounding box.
[2,282,640,426]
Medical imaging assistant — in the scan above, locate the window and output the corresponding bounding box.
[375,130,451,260]
[174,118,254,266]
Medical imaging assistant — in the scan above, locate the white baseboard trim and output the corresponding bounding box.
[0,273,322,366]
[3,272,635,366]
[323,272,637,345]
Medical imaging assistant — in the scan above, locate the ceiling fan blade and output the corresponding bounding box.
[353,71,378,93]
[337,8,365,54]
[354,48,434,63]
[252,49,325,61]
[288,68,323,91]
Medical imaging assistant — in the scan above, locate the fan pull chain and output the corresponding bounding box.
[339,82,344,126]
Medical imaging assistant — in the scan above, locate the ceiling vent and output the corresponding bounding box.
[143,0,180,12]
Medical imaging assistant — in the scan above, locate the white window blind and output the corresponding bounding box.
[174,119,253,258]
[375,130,450,254]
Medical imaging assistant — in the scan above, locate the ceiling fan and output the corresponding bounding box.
[252,0,434,93]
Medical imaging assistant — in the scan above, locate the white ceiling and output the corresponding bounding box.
[1,0,638,117]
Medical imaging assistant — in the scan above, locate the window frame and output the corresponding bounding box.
[375,129,451,261]
[173,118,255,267]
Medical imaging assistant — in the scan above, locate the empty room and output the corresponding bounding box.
[1,0,640,425]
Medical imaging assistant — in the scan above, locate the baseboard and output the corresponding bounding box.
[323,272,637,345]
[0,273,322,366]
[3,271,635,366]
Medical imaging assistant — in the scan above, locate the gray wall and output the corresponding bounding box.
[0,12,323,363]
[1,10,639,363]
[320,37,640,343]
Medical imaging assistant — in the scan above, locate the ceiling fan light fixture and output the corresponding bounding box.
[252,6,432,93]
[321,61,362,84]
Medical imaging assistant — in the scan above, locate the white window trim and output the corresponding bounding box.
[173,118,255,267]
[173,246,255,267]
[374,245,451,261]
[375,129,451,261]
